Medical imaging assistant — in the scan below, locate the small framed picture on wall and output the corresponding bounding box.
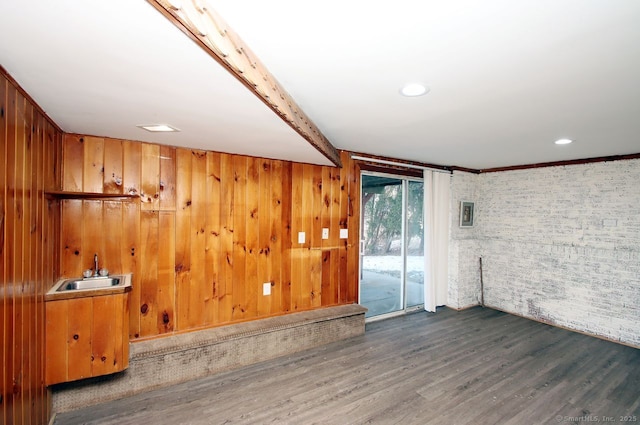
[459,201,474,227]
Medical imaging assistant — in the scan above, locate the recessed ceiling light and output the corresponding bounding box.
[137,124,180,133]
[554,138,573,145]
[400,83,429,97]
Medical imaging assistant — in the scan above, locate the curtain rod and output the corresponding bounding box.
[350,155,452,174]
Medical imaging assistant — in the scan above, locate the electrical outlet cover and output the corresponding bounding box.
[298,231,306,244]
[322,228,329,239]
[340,229,348,239]
[263,282,271,296]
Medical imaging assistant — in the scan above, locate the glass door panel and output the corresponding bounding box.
[405,180,425,309]
[360,175,403,317]
[360,174,424,318]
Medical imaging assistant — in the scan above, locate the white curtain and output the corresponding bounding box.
[423,170,451,312]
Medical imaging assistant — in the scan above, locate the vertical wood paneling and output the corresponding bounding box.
[57,133,362,353]
[174,148,192,330]
[4,81,17,425]
[14,91,26,424]
[62,135,83,192]
[122,139,142,339]
[33,111,44,421]
[218,154,234,323]
[330,167,341,305]
[338,155,350,303]
[157,211,175,334]
[103,138,123,194]
[245,158,260,318]
[320,167,333,305]
[140,143,160,211]
[189,150,207,328]
[205,152,220,325]
[159,146,176,211]
[139,211,158,338]
[280,162,293,313]
[19,99,31,419]
[82,201,105,274]
[103,201,123,274]
[61,200,83,278]
[26,102,37,418]
[1,71,61,424]
[82,136,104,194]
[122,140,141,197]
[232,156,247,320]
[311,166,323,307]
[257,159,271,316]
[122,201,140,339]
[0,76,8,425]
[300,164,314,309]
[290,163,303,310]
[345,152,360,303]
[270,160,283,313]
[43,122,62,425]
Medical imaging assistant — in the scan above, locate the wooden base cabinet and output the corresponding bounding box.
[45,292,130,385]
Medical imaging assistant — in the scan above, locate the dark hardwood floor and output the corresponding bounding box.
[55,307,640,425]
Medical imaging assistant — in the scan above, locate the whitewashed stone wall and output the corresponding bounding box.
[448,159,640,346]
[448,171,481,309]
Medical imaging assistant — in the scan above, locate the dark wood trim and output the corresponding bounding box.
[350,151,452,173]
[145,1,342,168]
[0,65,63,134]
[450,165,481,174]
[358,163,423,179]
[481,153,640,173]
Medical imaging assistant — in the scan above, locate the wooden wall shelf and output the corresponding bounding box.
[46,190,139,200]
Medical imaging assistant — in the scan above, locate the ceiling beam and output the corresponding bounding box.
[147,0,342,167]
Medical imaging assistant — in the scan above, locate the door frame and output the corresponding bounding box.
[359,170,424,321]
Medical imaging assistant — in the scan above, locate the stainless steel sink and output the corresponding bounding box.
[57,276,121,291]
[46,273,132,300]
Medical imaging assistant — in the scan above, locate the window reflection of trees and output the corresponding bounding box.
[362,181,423,256]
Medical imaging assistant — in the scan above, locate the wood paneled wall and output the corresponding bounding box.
[1,72,62,425]
[60,134,360,340]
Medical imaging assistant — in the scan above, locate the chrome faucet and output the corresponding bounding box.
[94,254,99,277]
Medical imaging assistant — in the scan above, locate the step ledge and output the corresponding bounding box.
[131,304,367,359]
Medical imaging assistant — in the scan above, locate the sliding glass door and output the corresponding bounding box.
[359,173,424,318]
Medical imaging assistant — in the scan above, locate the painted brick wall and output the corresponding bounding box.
[448,171,481,309]
[449,159,640,346]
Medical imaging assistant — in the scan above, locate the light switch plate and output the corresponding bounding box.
[322,228,329,240]
[340,229,348,239]
[298,231,306,244]
[263,282,271,296]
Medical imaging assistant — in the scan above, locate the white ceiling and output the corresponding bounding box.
[1,0,639,169]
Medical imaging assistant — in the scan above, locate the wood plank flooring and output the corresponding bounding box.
[55,307,640,425]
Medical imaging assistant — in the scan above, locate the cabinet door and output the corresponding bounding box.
[45,293,129,385]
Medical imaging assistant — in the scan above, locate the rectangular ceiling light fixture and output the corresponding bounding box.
[137,124,180,132]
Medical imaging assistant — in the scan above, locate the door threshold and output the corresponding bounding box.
[365,306,424,323]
